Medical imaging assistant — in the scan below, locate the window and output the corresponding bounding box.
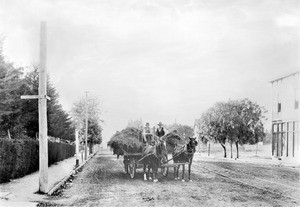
[278,103,281,113]
[272,124,278,133]
[295,100,299,109]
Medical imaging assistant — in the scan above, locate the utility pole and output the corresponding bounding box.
[21,21,50,193]
[85,91,89,160]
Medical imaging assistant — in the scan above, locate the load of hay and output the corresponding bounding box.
[163,131,186,153]
[107,127,144,156]
[108,127,189,156]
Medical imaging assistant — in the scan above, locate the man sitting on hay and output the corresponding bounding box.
[155,122,165,138]
[143,122,155,145]
[143,121,166,146]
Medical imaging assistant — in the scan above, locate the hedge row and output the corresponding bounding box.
[48,141,75,165]
[0,138,75,183]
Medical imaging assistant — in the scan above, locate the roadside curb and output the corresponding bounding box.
[47,152,97,196]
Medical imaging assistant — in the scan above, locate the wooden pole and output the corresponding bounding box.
[255,142,258,156]
[75,130,79,166]
[20,22,50,193]
[85,91,88,160]
[39,21,48,193]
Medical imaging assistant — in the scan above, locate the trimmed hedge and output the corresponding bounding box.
[0,138,75,183]
[48,141,75,165]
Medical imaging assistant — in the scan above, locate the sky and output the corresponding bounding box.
[0,0,299,145]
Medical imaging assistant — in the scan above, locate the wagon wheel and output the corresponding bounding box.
[128,159,136,179]
[161,155,169,177]
[162,166,168,177]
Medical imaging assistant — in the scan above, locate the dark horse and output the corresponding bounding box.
[142,139,167,182]
[172,137,198,181]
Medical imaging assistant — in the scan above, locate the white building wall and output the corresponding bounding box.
[271,72,300,162]
[272,72,299,122]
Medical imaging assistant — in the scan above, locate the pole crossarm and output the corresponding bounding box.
[21,95,51,100]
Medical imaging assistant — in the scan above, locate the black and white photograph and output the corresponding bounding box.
[0,0,299,206]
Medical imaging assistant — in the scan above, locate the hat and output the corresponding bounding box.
[158,122,163,126]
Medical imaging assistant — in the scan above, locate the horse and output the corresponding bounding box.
[172,137,198,181]
[142,139,167,182]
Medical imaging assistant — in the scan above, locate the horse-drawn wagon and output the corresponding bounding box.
[122,136,198,181]
[108,127,198,181]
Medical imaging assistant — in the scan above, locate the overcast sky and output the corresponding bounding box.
[0,0,299,145]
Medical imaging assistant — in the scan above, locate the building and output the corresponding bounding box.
[271,71,299,162]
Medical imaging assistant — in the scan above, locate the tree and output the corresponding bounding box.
[0,42,28,137]
[197,99,267,158]
[20,66,75,141]
[71,95,103,149]
[167,123,194,141]
[0,40,74,140]
[230,99,267,158]
[87,119,102,152]
[71,96,102,130]
[196,103,230,157]
[127,119,143,131]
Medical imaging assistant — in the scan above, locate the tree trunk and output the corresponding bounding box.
[220,143,226,158]
[230,142,233,158]
[89,143,93,154]
[7,129,11,139]
[207,142,211,156]
[235,141,239,159]
[255,142,258,156]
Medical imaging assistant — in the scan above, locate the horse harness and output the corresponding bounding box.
[171,143,196,163]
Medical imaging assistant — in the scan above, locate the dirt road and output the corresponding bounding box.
[41,149,300,207]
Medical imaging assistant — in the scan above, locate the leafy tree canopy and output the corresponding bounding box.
[167,123,194,141]
[196,99,267,158]
[127,119,143,131]
[0,41,75,141]
[20,66,75,141]
[71,95,103,145]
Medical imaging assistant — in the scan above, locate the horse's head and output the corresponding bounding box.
[187,137,198,153]
[155,139,167,156]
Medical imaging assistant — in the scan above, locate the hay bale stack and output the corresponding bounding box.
[107,127,144,156]
[164,131,185,153]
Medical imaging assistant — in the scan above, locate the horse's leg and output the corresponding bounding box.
[188,156,193,181]
[182,164,185,182]
[173,156,177,180]
[188,162,192,181]
[176,165,180,180]
[148,164,152,180]
[143,164,147,181]
[153,165,158,182]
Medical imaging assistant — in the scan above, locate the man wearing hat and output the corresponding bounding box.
[155,122,165,139]
[143,122,154,145]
